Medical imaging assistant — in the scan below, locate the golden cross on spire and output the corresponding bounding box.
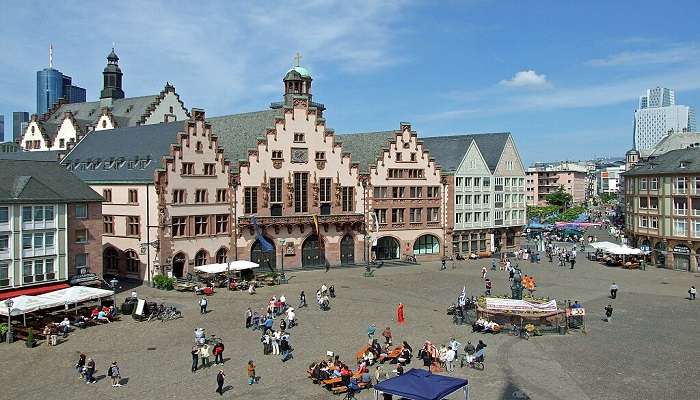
[294,52,302,67]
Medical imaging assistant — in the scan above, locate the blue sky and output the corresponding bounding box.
[2,0,700,165]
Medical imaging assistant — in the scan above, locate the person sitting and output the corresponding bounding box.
[363,350,375,366]
[356,360,368,374]
[397,347,411,365]
[348,376,361,393]
[72,315,87,329]
[370,338,382,355]
[107,305,117,319]
[361,370,372,385]
[395,364,405,375]
[95,309,111,323]
[90,308,100,319]
[58,317,72,337]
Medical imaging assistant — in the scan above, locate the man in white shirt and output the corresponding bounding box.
[445,346,456,372]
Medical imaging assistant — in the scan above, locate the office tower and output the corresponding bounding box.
[36,45,86,114]
[12,112,29,142]
[633,87,696,151]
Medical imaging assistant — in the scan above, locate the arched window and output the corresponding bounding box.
[413,234,440,255]
[102,120,107,129]
[216,248,228,263]
[104,247,119,272]
[125,250,140,273]
[195,250,208,266]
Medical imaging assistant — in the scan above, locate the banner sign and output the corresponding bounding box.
[485,298,558,313]
[570,308,586,316]
[69,273,99,286]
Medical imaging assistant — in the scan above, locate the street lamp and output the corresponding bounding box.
[279,238,286,284]
[5,299,13,344]
[362,180,372,277]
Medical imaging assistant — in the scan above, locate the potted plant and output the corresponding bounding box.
[26,327,35,348]
[0,323,7,342]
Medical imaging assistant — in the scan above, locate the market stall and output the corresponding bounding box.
[374,368,469,400]
[475,297,566,335]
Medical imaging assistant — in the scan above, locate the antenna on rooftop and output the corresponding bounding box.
[49,44,53,68]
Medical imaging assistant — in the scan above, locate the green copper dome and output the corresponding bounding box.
[286,65,311,79]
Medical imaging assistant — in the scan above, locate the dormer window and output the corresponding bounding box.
[680,161,689,169]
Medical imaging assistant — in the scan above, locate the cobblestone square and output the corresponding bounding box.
[2,241,699,400]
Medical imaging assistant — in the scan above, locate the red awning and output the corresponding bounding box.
[0,282,70,301]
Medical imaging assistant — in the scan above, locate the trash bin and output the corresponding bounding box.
[558,325,566,335]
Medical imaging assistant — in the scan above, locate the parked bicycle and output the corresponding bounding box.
[404,254,417,263]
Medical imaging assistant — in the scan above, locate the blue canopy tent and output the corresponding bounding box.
[374,369,469,400]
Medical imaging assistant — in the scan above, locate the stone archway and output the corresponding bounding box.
[302,234,325,267]
[376,236,400,260]
[172,252,186,278]
[340,234,355,265]
[251,238,276,272]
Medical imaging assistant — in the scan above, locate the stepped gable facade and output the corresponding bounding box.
[20,49,188,152]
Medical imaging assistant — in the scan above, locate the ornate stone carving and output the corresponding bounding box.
[316,160,326,170]
[261,181,270,208]
[293,98,308,108]
[287,173,294,207]
[312,181,319,207]
[273,160,283,169]
[335,172,342,206]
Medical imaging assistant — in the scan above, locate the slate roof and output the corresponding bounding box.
[61,121,184,183]
[0,150,61,161]
[336,131,397,173]
[46,95,162,129]
[208,110,281,168]
[623,147,700,176]
[644,132,700,158]
[0,160,102,203]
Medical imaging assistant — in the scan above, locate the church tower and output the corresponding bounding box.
[100,48,124,100]
[283,53,313,106]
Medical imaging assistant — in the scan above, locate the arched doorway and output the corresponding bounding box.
[376,236,400,260]
[672,244,690,271]
[172,252,186,278]
[195,250,208,266]
[414,234,440,255]
[340,234,355,265]
[302,235,325,267]
[103,247,119,274]
[251,239,276,272]
[216,248,228,264]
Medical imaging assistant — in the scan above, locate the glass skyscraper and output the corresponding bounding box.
[12,112,29,142]
[36,68,86,115]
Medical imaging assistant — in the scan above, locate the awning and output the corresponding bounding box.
[0,295,60,316]
[374,368,468,400]
[36,286,114,305]
[194,261,260,274]
[0,282,69,301]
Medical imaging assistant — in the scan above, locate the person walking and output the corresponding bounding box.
[603,304,613,322]
[397,303,405,325]
[109,362,122,387]
[247,360,256,385]
[245,308,253,328]
[689,286,696,300]
[199,296,208,314]
[85,358,96,384]
[216,369,225,395]
[213,342,225,365]
[191,345,199,372]
[299,291,307,308]
[440,256,447,270]
[280,335,292,362]
[610,283,619,299]
[200,343,211,368]
[481,266,487,279]
[271,330,281,355]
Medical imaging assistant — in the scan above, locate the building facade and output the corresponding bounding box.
[623,147,700,272]
[21,49,188,152]
[13,112,29,143]
[0,160,102,297]
[36,64,86,115]
[526,162,588,206]
[596,163,626,195]
[633,87,696,151]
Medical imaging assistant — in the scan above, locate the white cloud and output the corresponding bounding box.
[499,70,550,88]
[588,44,700,67]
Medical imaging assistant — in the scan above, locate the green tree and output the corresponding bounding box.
[545,187,573,211]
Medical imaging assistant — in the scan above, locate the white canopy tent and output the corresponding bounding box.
[35,286,114,306]
[606,246,643,256]
[194,260,259,274]
[0,295,58,316]
[590,241,620,251]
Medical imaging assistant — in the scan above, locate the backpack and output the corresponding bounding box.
[108,367,113,377]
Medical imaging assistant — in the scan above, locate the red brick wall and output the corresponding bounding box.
[67,202,103,277]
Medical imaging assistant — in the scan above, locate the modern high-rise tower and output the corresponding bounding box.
[633,87,696,151]
[12,112,29,142]
[36,45,86,115]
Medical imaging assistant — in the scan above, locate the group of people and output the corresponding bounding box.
[75,354,122,387]
[190,340,226,372]
[316,284,334,310]
[545,244,578,268]
[472,318,501,333]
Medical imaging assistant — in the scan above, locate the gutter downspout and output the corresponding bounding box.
[146,184,151,283]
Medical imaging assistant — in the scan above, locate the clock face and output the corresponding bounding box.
[291,147,308,163]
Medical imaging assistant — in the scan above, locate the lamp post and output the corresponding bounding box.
[5,299,13,344]
[110,278,119,306]
[279,238,286,284]
[362,179,372,277]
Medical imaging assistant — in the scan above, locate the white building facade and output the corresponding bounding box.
[634,87,696,151]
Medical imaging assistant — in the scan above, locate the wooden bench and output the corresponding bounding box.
[331,386,348,395]
[379,346,404,363]
[355,345,370,362]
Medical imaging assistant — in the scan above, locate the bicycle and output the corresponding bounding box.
[404,254,417,263]
[511,324,530,340]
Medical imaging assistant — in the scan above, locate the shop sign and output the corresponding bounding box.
[69,272,99,286]
[673,245,690,255]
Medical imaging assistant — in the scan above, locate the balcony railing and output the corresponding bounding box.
[674,208,688,216]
